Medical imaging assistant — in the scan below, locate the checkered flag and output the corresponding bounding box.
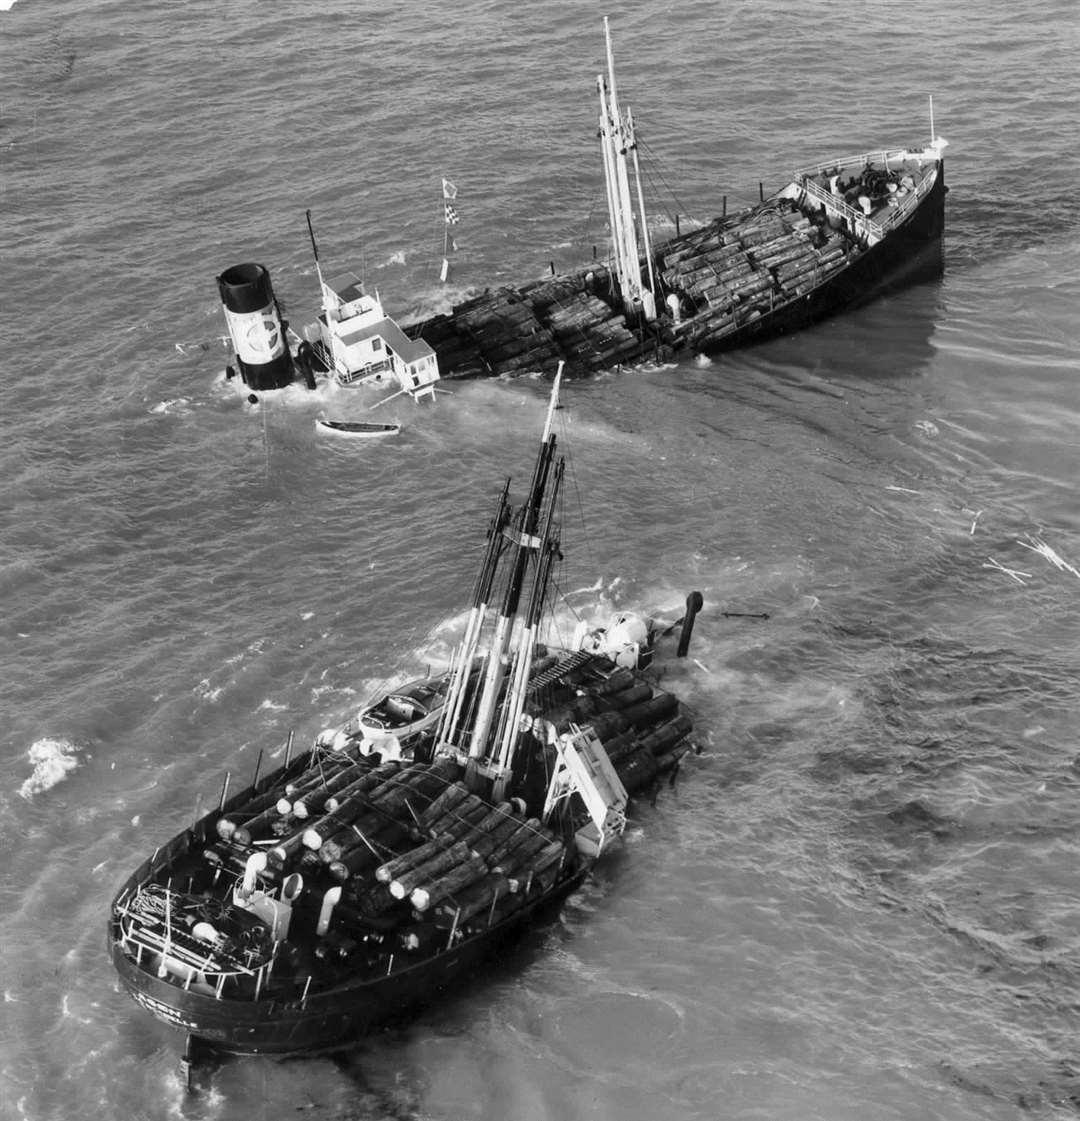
[442,178,460,225]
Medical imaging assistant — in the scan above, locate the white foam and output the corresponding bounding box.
[18,738,82,800]
[150,398,192,416]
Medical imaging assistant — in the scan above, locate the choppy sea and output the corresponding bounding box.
[3,1,1080,1118]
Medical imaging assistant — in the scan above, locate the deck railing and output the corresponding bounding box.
[798,159,937,244]
[792,141,936,181]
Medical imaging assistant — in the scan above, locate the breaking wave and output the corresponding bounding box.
[18,737,83,800]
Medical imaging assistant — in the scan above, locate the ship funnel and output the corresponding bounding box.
[217,262,295,391]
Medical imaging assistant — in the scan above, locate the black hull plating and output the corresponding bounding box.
[110,867,586,1055]
[694,164,947,354]
[409,156,946,379]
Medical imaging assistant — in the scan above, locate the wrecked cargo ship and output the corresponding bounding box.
[108,365,703,1069]
[408,20,947,378]
[214,22,947,396]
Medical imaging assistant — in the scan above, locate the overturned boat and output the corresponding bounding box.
[108,365,703,1064]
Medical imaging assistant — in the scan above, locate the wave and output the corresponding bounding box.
[18,737,83,800]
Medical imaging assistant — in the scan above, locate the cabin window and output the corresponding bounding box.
[372,338,383,351]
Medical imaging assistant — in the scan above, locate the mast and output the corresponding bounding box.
[435,479,512,748]
[439,365,565,776]
[306,209,339,321]
[597,18,656,321]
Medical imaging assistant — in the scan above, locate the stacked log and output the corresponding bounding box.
[211,750,370,846]
[545,293,644,369]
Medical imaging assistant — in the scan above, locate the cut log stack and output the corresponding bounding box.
[655,199,864,350]
[357,785,569,930]
[341,671,696,930]
[203,752,466,897]
[410,266,654,380]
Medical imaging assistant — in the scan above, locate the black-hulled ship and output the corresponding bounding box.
[108,365,702,1063]
[410,19,948,378]
[216,21,948,397]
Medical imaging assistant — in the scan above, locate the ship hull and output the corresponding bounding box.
[110,864,587,1056]
[409,150,947,379]
[690,163,946,354]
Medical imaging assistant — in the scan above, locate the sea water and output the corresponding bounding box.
[2,1,1079,1118]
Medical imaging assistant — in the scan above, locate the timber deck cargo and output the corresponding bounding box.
[406,140,947,380]
[108,366,704,1067]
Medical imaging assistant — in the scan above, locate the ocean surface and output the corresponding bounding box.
[3,0,1080,1118]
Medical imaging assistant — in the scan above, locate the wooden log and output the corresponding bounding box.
[434,873,511,924]
[621,691,679,727]
[490,345,564,376]
[602,730,641,767]
[636,714,693,757]
[375,832,457,884]
[654,743,692,777]
[390,840,473,899]
[416,781,471,828]
[228,798,290,846]
[616,746,660,794]
[328,820,412,882]
[588,710,630,741]
[409,854,490,911]
[316,808,386,863]
[283,756,355,799]
[324,760,402,811]
[601,681,652,709]
[264,824,312,871]
[484,818,542,869]
[469,812,525,860]
[368,757,460,819]
[301,761,403,849]
[491,826,553,876]
[592,667,636,696]
[515,841,566,893]
[425,792,488,837]
[440,799,493,842]
[291,760,374,818]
